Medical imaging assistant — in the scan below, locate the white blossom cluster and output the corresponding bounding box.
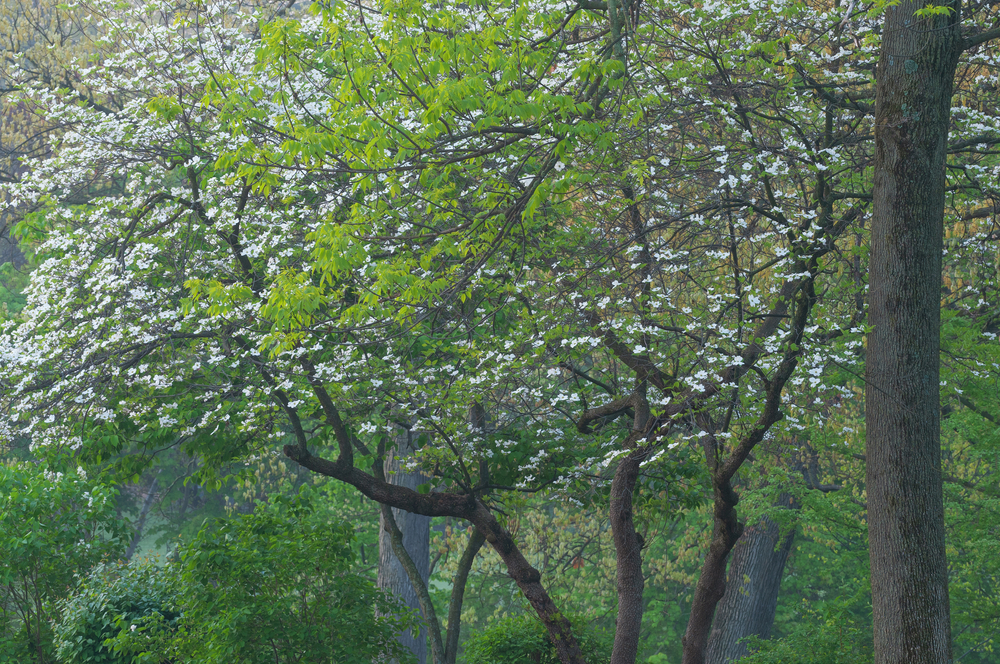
[1,0,997,499]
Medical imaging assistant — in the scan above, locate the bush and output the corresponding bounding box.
[0,464,128,664]
[464,614,612,664]
[735,603,873,664]
[54,560,179,664]
[106,487,416,664]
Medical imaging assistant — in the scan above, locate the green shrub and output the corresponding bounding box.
[736,604,873,664]
[106,487,416,664]
[53,560,179,664]
[464,614,611,664]
[0,464,128,664]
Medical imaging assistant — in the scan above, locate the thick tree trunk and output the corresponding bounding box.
[379,429,432,664]
[705,501,795,664]
[682,478,744,664]
[867,2,960,662]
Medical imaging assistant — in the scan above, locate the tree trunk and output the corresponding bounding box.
[867,2,960,662]
[0,220,25,269]
[610,449,646,664]
[705,501,795,664]
[444,526,486,664]
[379,428,432,664]
[124,473,160,562]
[682,477,744,664]
[681,276,815,664]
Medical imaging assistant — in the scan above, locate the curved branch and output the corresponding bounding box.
[445,527,487,664]
[577,394,635,433]
[381,503,446,664]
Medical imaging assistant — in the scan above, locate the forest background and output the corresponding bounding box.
[0,0,998,663]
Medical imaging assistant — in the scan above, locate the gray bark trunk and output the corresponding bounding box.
[705,502,794,664]
[378,428,432,664]
[867,2,960,662]
[124,474,160,562]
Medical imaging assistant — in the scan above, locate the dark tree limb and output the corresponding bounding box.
[680,273,815,664]
[282,446,588,664]
[445,527,487,664]
[381,503,446,664]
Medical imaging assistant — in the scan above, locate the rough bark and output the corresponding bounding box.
[378,429,432,664]
[379,427,488,664]
[705,497,795,664]
[681,276,816,664]
[382,502,445,664]
[866,2,960,662]
[609,449,646,664]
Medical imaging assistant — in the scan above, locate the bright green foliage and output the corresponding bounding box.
[463,614,611,664]
[939,309,1000,661]
[0,261,29,315]
[737,601,873,664]
[0,464,128,664]
[108,488,414,664]
[54,560,179,664]
[2,0,1000,659]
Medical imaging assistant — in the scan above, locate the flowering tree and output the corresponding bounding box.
[2,0,1000,663]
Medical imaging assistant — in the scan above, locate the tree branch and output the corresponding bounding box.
[445,527,486,664]
[381,503,446,664]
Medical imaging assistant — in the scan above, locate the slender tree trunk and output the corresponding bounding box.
[681,276,815,664]
[682,477,744,664]
[609,382,651,664]
[705,498,795,664]
[610,450,646,664]
[379,428,432,664]
[867,2,960,662]
[444,527,486,664]
[124,473,159,562]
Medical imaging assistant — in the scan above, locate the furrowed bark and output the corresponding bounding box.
[705,496,795,664]
[378,429,432,664]
[867,1,961,661]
